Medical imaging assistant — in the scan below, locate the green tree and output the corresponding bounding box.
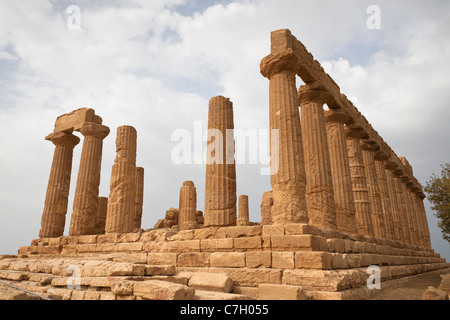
[424,163,450,244]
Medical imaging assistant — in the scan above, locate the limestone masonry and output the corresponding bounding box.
[1,29,448,301]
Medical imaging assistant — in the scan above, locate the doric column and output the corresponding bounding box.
[204,96,237,227]
[361,142,386,239]
[39,132,80,238]
[325,110,357,234]
[69,122,110,236]
[415,193,432,248]
[384,168,403,241]
[260,191,273,225]
[237,195,250,226]
[178,181,198,231]
[345,126,374,236]
[393,174,411,244]
[400,176,420,246]
[105,126,137,234]
[298,87,337,230]
[94,197,108,235]
[260,54,308,225]
[405,183,422,246]
[374,158,395,240]
[134,167,145,230]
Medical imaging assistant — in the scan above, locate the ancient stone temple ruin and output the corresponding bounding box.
[0,29,448,301]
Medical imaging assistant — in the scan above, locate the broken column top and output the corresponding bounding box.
[54,108,103,134]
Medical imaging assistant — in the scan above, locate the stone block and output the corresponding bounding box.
[258,284,307,300]
[295,252,333,270]
[147,253,177,266]
[189,272,233,293]
[423,286,449,300]
[145,265,176,276]
[111,281,135,296]
[116,242,143,252]
[133,280,195,300]
[271,235,326,251]
[193,227,226,240]
[168,240,200,253]
[117,233,142,243]
[246,252,272,268]
[77,235,98,244]
[177,253,210,267]
[225,226,262,238]
[439,274,450,294]
[54,108,96,133]
[272,252,295,269]
[262,225,284,236]
[233,237,262,251]
[210,252,245,268]
[200,238,234,252]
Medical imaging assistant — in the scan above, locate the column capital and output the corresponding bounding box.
[324,109,353,125]
[46,132,80,148]
[360,138,380,152]
[345,125,369,140]
[79,123,110,140]
[260,49,299,79]
[298,86,333,106]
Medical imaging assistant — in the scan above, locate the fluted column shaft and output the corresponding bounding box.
[179,181,198,231]
[385,169,403,241]
[374,160,395,240]
[346,131,374,236]
[40,133,80,238]
[404,184,421,246]
[134,167,145,230]
[94,197,108,235]
[238,195,250,226]
[393,175,411,244]
[70,122,110,236]
[105,126,137,234]
[362,148,385,239]
[299,89,337,230]
[325,112,357,234]
[204,96,237,227]
[415,194,432,248]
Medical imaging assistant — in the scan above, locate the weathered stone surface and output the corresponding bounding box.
[204,96,237,227]
[70,122,110,236]
[133,280,195,300]
[178,181,198,231]
[105,126,137,234]
[40,133,80,238]
[188,272,233,293]
[422,286,449,300]
[439,274,450,294]
[237,195,250,226]
[258,283,307,300]
[134,167,145,230]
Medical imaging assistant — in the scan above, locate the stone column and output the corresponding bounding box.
[261,191,273,225]
[70,123,110,236]
[361,143,386,239]
[178,181,198,231]
[393,174,411,244]
[94,197,108,235]
[415,193,432,248]
[298,88,337,230]
[204,96,237,227]
[105,126,137,234]
[384,168,403,241]
[374,158,395,240]
[400,178,419,245]
[325,110,357,234]
[404,183,421,246]
[260,55,308,225]
[134,167,145,230]
[345,127,374,236]
[237,195,250,226]
[39,132,80,238]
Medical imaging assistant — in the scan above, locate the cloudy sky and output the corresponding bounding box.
[0,0,449,261]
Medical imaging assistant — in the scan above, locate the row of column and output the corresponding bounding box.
[261,53,431,248]
[40,124,145,238]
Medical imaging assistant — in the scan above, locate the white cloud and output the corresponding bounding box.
[0,0,449,259]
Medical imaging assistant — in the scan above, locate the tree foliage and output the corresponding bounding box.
[424,163,450,244]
